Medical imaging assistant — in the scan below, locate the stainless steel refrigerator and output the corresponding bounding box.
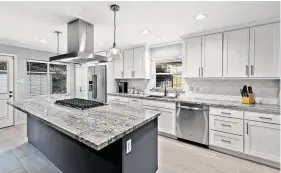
[88,65,107,102]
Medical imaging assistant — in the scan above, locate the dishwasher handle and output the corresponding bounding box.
[178,105,208,111]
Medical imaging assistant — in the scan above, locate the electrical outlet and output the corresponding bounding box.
[126,139,131,154]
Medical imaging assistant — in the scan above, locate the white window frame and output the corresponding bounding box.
[153,57,183,90]
[26,59,70,96]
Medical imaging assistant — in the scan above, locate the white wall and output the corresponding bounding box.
[0,44,57,124]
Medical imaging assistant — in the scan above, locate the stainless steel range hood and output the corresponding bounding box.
[49,19,109,63]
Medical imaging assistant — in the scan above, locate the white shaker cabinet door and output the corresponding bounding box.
[133,47,145,78]
[223,29,250,78]
[157,107,176,136]
[123,49,134,78]
[184,37,202,78]
[250,23,280,78]
[245,120,280,162]
[202,33,223,77]
[113,51,124,79]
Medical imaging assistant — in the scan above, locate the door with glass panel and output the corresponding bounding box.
[0,55,14,128]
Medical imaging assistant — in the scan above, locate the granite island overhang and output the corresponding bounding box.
[8,95,161,173]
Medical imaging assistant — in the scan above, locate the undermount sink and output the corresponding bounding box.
[146,95,177,99]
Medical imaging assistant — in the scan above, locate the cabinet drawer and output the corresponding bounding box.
[108,96,129,103]
[210,130,243,152]
[210,115,243,135]
[245,111,280,124]
[210,107,244,119]
[143,100,176,110]
[128,98,142,108]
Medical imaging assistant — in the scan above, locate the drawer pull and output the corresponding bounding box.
[221,139,231,144]
[259,117,272,120]
[221,124,231,127]
[221,112,231,115]
[114,98,120,101]
[131,100,139,102]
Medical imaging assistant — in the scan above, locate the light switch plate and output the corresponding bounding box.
[126,139,132,154]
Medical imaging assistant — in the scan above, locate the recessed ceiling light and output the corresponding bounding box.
[99,42,103,45]
[155,37,163,41]
[39,39,47,43]
[141,29,150,34]
[195,13,207,20]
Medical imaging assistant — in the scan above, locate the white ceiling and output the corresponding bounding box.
[0,1,279,53]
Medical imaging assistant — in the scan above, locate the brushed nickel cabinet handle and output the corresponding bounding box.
[201,67,203,77]
[221,124,231,127]
[246,123,249,134]
[251,65,254,76]
[221,139,231,144]
[259,117,272,120]
[246,65,249,76]
[199,67,200,77]
[221,112,231,115]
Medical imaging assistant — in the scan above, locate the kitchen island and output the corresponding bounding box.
[8,95,160,173]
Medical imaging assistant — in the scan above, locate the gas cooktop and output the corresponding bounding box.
[55,98,106,110]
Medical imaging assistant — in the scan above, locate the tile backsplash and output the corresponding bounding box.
[120,78,280,105]
[183,79,280,105]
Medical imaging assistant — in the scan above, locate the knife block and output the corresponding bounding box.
[242,93,255,104]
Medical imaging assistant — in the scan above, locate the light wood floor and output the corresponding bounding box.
[0,124,279,173]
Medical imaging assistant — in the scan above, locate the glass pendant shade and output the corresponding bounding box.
[108,45,122,61]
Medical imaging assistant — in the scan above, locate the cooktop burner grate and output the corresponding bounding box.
[55,98,106,110]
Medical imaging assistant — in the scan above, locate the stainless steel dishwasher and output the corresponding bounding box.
[176,103,209,145]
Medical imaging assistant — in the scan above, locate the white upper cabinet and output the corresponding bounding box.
[223,29,250,78]
[123,49,134,78]
[202,33,223,77]
[133,47,145,78]
[184,37,202,78]
[250,23,280,78]
[113,51,123,78]
[113,46,150,79]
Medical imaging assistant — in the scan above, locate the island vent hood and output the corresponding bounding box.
[49,19,110,64]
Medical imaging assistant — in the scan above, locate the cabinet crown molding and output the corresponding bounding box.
[180,18,280,40]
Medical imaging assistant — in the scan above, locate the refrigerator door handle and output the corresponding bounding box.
[93,75,97,99]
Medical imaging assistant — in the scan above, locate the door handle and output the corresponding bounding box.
[259,117,272,120]
[251,65,254,76]
[221,124,231,127]
[221,139,231,144]
[246,65,249,76]
[178,106,208,111]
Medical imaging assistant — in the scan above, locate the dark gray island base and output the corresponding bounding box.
[28,115,158,173]
[8,96,160,173]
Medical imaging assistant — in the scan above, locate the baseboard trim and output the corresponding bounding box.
[158,132,177,139]
[209,145,280,169]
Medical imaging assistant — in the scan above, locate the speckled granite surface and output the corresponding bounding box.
[108,93,280,115]
[8,95,160,151]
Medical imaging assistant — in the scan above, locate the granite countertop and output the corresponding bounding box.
[108,93,280,115]
[8,95,160,151]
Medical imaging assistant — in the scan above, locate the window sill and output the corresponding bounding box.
[150,88,185,93]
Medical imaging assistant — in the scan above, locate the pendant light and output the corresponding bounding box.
[108,4,122,61]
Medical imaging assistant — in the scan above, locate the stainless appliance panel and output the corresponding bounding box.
[88,65,107,102]
[176,103,209,145]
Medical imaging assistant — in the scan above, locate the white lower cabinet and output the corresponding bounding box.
[209,115,244,135]
[244,120,280,162]
[143,105,176,136]
[210,130,243,152]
